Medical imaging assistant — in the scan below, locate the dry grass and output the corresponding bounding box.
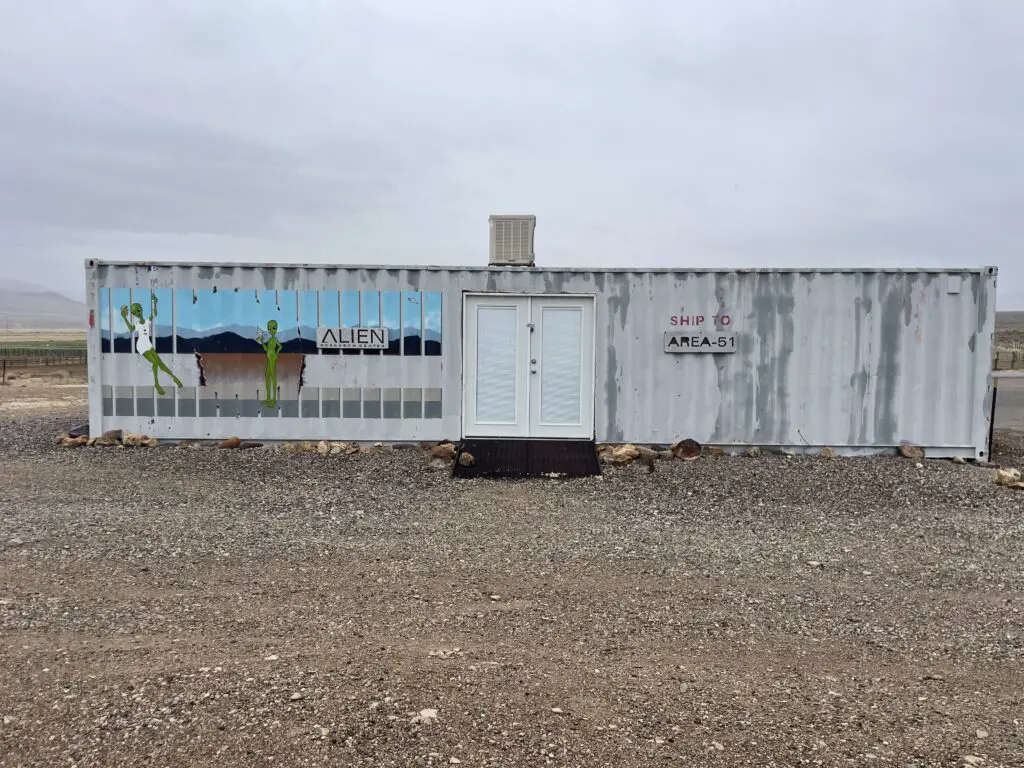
[0,329,86,345]
[0,366,87,414]
[997,311,1024,348]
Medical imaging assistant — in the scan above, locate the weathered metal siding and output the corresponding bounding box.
[86,261,997,458]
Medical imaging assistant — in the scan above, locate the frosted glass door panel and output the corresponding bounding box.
[475,306,519,424]
[538,307,583,425]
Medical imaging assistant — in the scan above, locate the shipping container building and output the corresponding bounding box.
[85,220,998,459]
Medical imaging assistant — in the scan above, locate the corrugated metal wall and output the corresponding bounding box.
[86,261,998,458]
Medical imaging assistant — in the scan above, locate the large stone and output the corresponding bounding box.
[820,447,837,460]
[427,443,456,461]
[745,446,762,458]
[995,467,1022,487]
[90,429,123,447]
[898,443,925,460]
[457,451,476,467]
[316,440,330,456]
[411,708,438,725]
[219,437,241,449]
[636,450,658,473]
[611,444,640,464]
[671,439,702,461]
[60,435,89,448]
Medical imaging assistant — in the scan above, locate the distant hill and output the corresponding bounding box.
[0,279,85,330]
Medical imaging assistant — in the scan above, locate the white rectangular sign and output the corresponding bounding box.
[317,327,389,349]
[664,331,737,353]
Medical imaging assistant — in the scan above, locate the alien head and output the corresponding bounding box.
[130,303,145,321]
[266,320,278,335]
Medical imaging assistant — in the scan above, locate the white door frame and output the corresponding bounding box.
[461,292,597,440]
[462,294,532,438]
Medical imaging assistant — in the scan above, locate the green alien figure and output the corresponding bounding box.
[120,295,182,396]
[256,319,283,408]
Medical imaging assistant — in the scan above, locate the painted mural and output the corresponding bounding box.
[102,289,442,356]
[98,287,444,420]
[120,294,182,394]
[257,320,283,407]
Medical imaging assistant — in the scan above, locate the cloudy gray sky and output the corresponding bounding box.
[1,0,1021,307]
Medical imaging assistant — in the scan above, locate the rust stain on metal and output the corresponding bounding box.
[199,353,306,397]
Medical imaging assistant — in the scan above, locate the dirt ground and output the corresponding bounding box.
[0,363,87,414]
[1,375,1023,767]
[996,312,1024,348]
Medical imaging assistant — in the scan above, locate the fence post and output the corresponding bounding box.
[2,359,5,384]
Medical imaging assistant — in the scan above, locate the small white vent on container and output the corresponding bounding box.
[489,215,536,266]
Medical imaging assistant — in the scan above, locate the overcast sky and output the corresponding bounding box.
[1,1,1021,307]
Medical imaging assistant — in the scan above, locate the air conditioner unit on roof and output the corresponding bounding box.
[488,215,536,266]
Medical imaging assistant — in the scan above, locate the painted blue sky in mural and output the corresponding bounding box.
[103,288,442,355]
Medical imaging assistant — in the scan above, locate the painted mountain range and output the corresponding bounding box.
[108,325,442,356]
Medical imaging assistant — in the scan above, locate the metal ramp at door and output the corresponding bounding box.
[452,438,601,479]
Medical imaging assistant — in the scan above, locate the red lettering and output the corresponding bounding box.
[670,309,730,327]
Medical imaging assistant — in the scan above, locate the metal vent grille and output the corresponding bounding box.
[489,215,536,266]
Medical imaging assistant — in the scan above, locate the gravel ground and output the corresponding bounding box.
[1,406,1023,767]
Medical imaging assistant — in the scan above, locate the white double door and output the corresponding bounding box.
[463,294,596,439]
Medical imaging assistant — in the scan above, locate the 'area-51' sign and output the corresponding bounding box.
[664,331,737,353]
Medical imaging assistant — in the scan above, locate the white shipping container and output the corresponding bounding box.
[85,260,998,459]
